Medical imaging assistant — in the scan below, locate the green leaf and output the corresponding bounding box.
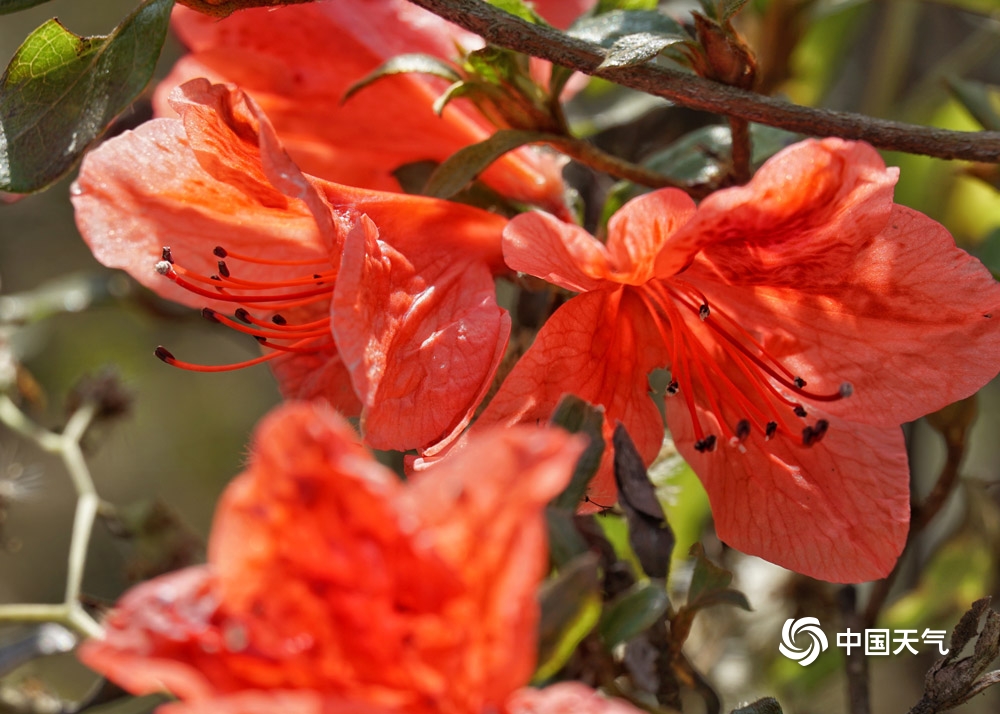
[0,0,174,193]
[0,0,53,15]
[485,0,547,24]
[422,129,549,199]
[599,581,670,648]
[549,395,606,511]
[598,32,682,70]
[535,553,602,681]
[720,0,752,22]
[731,697,784,714]
[569,10,688,49]
[595,0,659,13]
[947,76,1000,132]
[612,424,674,580]
[687,543,751,612]
[343,54,462,104]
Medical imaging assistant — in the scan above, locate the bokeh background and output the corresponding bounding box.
[1,0,999,712]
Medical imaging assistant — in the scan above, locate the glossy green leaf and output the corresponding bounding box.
[570,10,687,49]
[422,129,549,199]
[598,32,682,70]
[599,581,670,648]
[947,76,1000,132]
[535,552,602,681]
[720,0,752,22]
[0,0,53,14]
[343,54,462,104]
[0,0,173,193]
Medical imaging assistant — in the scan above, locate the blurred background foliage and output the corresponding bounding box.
[1,0,999,713]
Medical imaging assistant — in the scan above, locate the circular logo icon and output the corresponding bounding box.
[779,617,828,666]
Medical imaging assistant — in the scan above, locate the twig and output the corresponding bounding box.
[0,395,104,639]
[406,0,1000,163]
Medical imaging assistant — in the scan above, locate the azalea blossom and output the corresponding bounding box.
[72,79,509,453]
[155,0,592,216]
[77,401,637,714]
[478,138,1000,583]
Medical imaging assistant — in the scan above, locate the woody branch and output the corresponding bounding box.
[406,0,1000,164]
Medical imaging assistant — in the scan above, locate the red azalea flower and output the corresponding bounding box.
[154,0,592,217]
[76,402,638,714]
[477,138,1000,582]
[73,79,509,453]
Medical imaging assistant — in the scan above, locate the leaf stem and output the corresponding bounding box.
[405,0,1000,163]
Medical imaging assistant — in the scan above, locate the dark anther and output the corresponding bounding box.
[735,419,751,441]
[154,346,174,363]
[217,260,231,278]
[210,275,221,281]
[235,308,251,323]
[666,380,679,396]
[802,425,817,446]
[201,307,219,322]
[213,246,228,258]
[694,435,717,453]
[161,246,173,263]
[793,405,807,418]
[254,336,268,344]
[699,304,710,321]
[765,421,778,440]
[814,419,829,440]
[313,274,325,286]
[794,376,806,388]
[271,314,288,326]
[839,382,854,398]
[802,419,830,447]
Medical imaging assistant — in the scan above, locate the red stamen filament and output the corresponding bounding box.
[639,279,851,447]
[154,246,336,373]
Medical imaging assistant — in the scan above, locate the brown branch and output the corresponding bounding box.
[406,0,1000,164]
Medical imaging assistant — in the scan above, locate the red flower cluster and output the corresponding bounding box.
[79,402,637,714]
[73,0,1000,608]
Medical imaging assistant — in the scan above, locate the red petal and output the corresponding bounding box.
[72,116,330,312]
[685,204,1000,426]
[401,425,585,714]
[503,211,614,292]
[506,683,646,714]
[477,289,667,504]
[654,139,896,279]
[157,3,570,215]
[605,189,696,283]
[332,216,510,450]
[158,692,411,714]
[666,397,909,582]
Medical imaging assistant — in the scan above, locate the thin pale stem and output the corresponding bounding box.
[0,395,104,639]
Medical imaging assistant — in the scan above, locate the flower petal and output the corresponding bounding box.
[156,2,570,214]
[503,211,614,292]
[654,138,896,280]
[333,215,510,451]
[477,288,667,505]
[606,189,696,283]
[506,683,646,714]
[72,115,329,312]
[666,397,909,582]
[685,204,1000,426]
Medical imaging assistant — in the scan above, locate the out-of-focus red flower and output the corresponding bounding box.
[477,138,1000,583]
[72,80,509,454]
[155,0,592,216]
[77,402,637,714]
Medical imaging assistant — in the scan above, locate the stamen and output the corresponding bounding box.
[666,379,679,396]
[272,314,287,326]
[218,260,231,278]
[161,247,173,264]
[699,304,710,321]
[694,435,717,453]
[794,377,806,388]
[765,421,778,440]
[735,419,751,442]
[802,419,828,447]
[793,405,807,418]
